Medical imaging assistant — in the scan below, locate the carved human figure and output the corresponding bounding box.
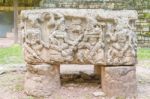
[87,24,104,64]
[106,18,136,64]
[76,20,94,63]
[24,28,43,63]
[62,18,85,62]
[76,21,104,64]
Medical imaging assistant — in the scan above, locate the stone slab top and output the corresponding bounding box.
[21,8,138,66]
[21,9,138,20]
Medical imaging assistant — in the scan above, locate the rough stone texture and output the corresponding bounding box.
[24,64,60,97]
[21,9,137,66]
[21,9,138,97]
[94,65,101,81]
[101,66,137,98]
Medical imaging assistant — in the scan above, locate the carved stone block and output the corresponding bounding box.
[101,66,137,98]
[21,9,138,97]
[21,9,137,66]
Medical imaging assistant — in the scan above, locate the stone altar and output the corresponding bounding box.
[21,9,138,98]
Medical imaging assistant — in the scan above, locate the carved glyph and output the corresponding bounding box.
[21,9,137,65]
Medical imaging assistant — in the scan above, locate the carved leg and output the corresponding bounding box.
[101,66,137,98]
[24,64,60,97]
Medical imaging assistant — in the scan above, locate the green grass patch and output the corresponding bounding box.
[0,44,24,64]
[137,48,150,60]
[143,12,150,19]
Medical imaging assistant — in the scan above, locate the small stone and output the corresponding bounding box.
[92,91,106,97]
[80,72,91,80]
[68,87,74,90]
[74,78,84,83]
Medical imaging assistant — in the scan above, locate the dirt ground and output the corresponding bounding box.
[0,60,149,99]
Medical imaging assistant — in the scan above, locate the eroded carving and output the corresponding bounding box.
[21,9,137,65]
[105,18,137,65]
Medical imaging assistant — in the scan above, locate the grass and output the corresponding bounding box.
[137,48,150,60]
[0,44,24,64]
[143,12,150,19]
[0,44,150,64]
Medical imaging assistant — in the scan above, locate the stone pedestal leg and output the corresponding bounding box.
[94,65,101,76]
[94,65,101,81]
[101,66,137,98]
[24,64,60,97]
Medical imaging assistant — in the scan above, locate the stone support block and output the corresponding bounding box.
[101,66,137,98]
[24,64,60,97]
[94,65,101,80]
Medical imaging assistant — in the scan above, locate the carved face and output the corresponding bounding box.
[57,23,66,31]
[26,29,41,44]
[117,32,127,43]
[72,25,82,34]
[71,18,83,34]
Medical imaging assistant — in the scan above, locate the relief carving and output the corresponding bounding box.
[22,9,138,98]
[21,9,137,65]
[105,17,137,65]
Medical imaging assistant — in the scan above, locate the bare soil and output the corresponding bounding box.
[0,61,149,99]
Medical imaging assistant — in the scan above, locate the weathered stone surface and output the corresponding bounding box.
[21,9,137,66]
[94,65,101,75]
[24,64,60,97]
[105,18,137,65]
[21,9,138,98]
[101,66,137,98]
